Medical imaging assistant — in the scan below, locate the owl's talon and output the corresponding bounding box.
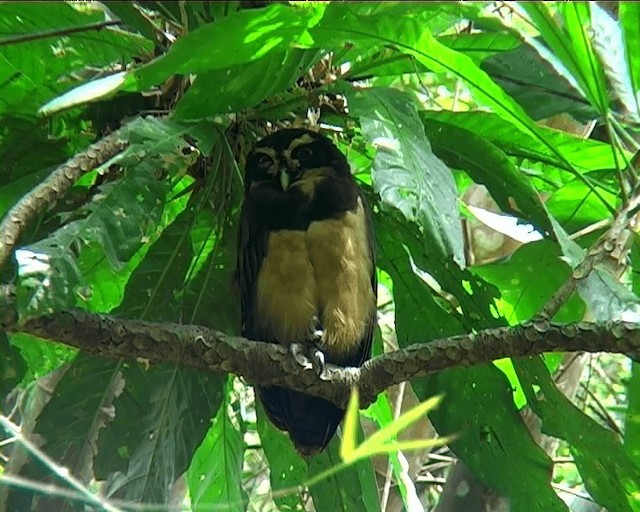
[290,343,313,369]
[311,349,329,380]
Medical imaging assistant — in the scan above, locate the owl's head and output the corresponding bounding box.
[244,129,350,194]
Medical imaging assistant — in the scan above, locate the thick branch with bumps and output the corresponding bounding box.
[1,301,638,408]
[1,129,640,412]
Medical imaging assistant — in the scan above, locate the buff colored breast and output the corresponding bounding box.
[255,198,374,360]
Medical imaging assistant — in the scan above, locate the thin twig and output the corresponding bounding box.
[0,21,122,46]
[0,129,128,270]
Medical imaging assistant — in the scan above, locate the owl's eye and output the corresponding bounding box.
[293,146,313,163]
[256,154,274,169]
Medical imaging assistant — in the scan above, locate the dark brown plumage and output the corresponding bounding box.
[237,128,377,455]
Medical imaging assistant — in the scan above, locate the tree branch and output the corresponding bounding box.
[0,129,129,270]
[2,301,638,409]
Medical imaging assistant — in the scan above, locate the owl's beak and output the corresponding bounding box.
[280,170,290,191]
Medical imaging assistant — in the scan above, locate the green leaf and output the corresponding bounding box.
[343,391,447,463]
[5,355,122,512]
[308,435,380,512]
[626,362,640,469]
[473,240,586,324]
[481,39,595,121]
[175,49,320,119]
[188,378,247,512]
[93,205,226,502]
[348,87,465,266]
[439,31,522,64]
[362,393,422,511]
[517,3,608,114]
[0,333,26,399]
[620,3,640,118]
[9,333,76,384]
[128,3,326,91]
[14,118,198,319]
[373,203,565,511]
[422,117,552,234]
[98,364,224,503]
[256,401,308,511]
[418,365,567,512]
[515,357,640,512]
[419,110,624,178]
[590,3,639,121]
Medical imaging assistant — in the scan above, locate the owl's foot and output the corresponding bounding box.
[289,342,328,380]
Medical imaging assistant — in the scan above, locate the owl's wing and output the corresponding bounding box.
[237,197,269,342]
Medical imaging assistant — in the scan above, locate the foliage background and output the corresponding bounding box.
[1,1,640,511]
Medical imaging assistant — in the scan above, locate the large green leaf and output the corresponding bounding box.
[187,377,246,512]
[175,49,320,119]
[620,3,640,117]
[0,3,151,117]
[307,433,380,512]
[348,87,465,266]
[515,358,640,511]
[5,355,122,512]
[14,118,198,318]
[481,41,595,122]
[517,3,608,114]
[373,206,566,511]
[256,402,308,511]
[93,204,226,502]
[419,110,624,178]
[473,240,585,324]
[127,3,326,90]
[590,3,639,121]
[421,117,552,234]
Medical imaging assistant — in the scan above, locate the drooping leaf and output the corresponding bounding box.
[515,358,640,512]
[348,87,465,266]
[188,378,247,512]
[516,3,608,114]
[590,2,639,121]
[307,434,380,512]
[255,401,308,511]
[421,117,552,234]
[14,117,199,319]
[5,355,123,512]
[373,204,566,511]
[93,204,226,502]
[175,49,321,119]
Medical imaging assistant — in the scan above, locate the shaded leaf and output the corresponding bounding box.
[515,358,640,512]
[422,117,552,234]
[128,3,326,90]
[348,87,465,266]
[5,355,122,512]
[188,378,247,512]
[307,434,380,512]
[620,3,640,118]
[256,401,308,511]
[175,49,320,119]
